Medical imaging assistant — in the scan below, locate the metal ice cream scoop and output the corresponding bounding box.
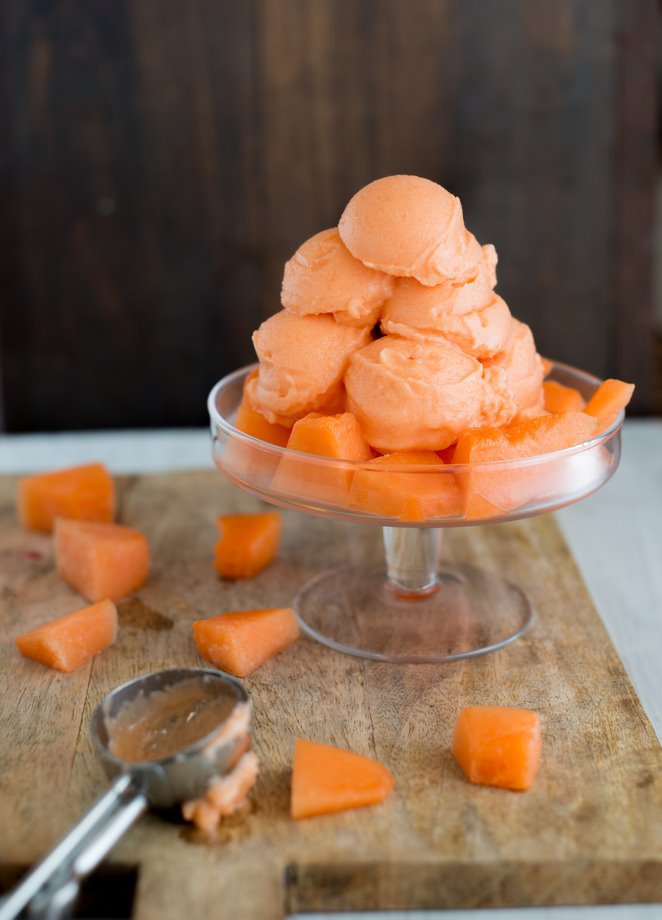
[0,667,252,920]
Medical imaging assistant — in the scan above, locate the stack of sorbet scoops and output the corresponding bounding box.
[232,176,633,521]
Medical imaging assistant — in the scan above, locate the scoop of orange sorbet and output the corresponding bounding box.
[250,311,370,425]
[345,335,516,452]
[339,175,482,286]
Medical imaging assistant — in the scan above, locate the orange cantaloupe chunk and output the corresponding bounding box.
[224,373,290,488]
[15,599,118,672]
[272,412,372,506]
[540,356,554,378]
[214,513,281,579]
[291,739,395,819]
[437,443,458,464]
[18,463,115,533]
[453,411,598,519]
[55,519,150,602]
[193,607,300,677]
[224,377,349,488]
[348,451,462,522]
[452,706,542,791]
[235,371,291,447]
[314,384,347,417]
[584,378,635,431]
[543,380,585,414]
[512,406,550,425]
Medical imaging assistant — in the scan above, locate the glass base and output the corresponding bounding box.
[295,562,533,663]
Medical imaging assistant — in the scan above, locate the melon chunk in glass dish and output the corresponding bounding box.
[272,411,372,506]
[452,410,599,520]
[348,450,462,522]
[543,379,585,413]
[584,378,635,431]
[234,370,291,448]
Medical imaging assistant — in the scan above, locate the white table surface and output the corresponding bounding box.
[1,421,660,920]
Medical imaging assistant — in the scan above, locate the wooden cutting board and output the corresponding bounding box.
[1,471,661,919]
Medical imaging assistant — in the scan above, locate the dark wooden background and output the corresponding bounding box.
[0,0,658,431]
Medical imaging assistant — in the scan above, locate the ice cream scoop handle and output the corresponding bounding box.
[0,773,147,920]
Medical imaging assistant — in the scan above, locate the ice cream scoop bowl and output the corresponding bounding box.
[208,363,622,663]
[0,668,252,920]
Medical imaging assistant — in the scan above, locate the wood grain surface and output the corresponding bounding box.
[1,471,661,918]
[0,0,657,433]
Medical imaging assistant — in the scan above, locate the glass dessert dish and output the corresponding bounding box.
[208,363,621,663]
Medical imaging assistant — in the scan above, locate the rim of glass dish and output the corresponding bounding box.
[207,362,623,473]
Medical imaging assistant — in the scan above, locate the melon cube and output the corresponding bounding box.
[291,738,395,819]
[18,463,115,533]
[16,599,118,672]
[584,378,635,430]
[348,450,461,521]
[453,411,598,519]
[193,607,300,677]
[55,519,150,602]
[214,513,281,580]
[452,706,541,791]
[543,380,585,413]
[272,412,372,506]
[235,370,291,447]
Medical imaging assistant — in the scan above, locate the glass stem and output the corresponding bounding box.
[383,527,442,597]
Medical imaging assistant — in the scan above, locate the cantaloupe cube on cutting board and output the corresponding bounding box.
[55,519,150,602]
[291,739,395,819]
[193,607,300,677]
[18,463,115,533]
[584,378,635,430]
[452,706,541,791]
[271,412,372,506]
[15,599,118,672]
[214,512,281,579]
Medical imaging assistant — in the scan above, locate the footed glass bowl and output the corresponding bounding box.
[207,363,621,663]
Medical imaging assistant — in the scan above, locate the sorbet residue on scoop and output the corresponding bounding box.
[106,676,237,764]
[181,750,260,832]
